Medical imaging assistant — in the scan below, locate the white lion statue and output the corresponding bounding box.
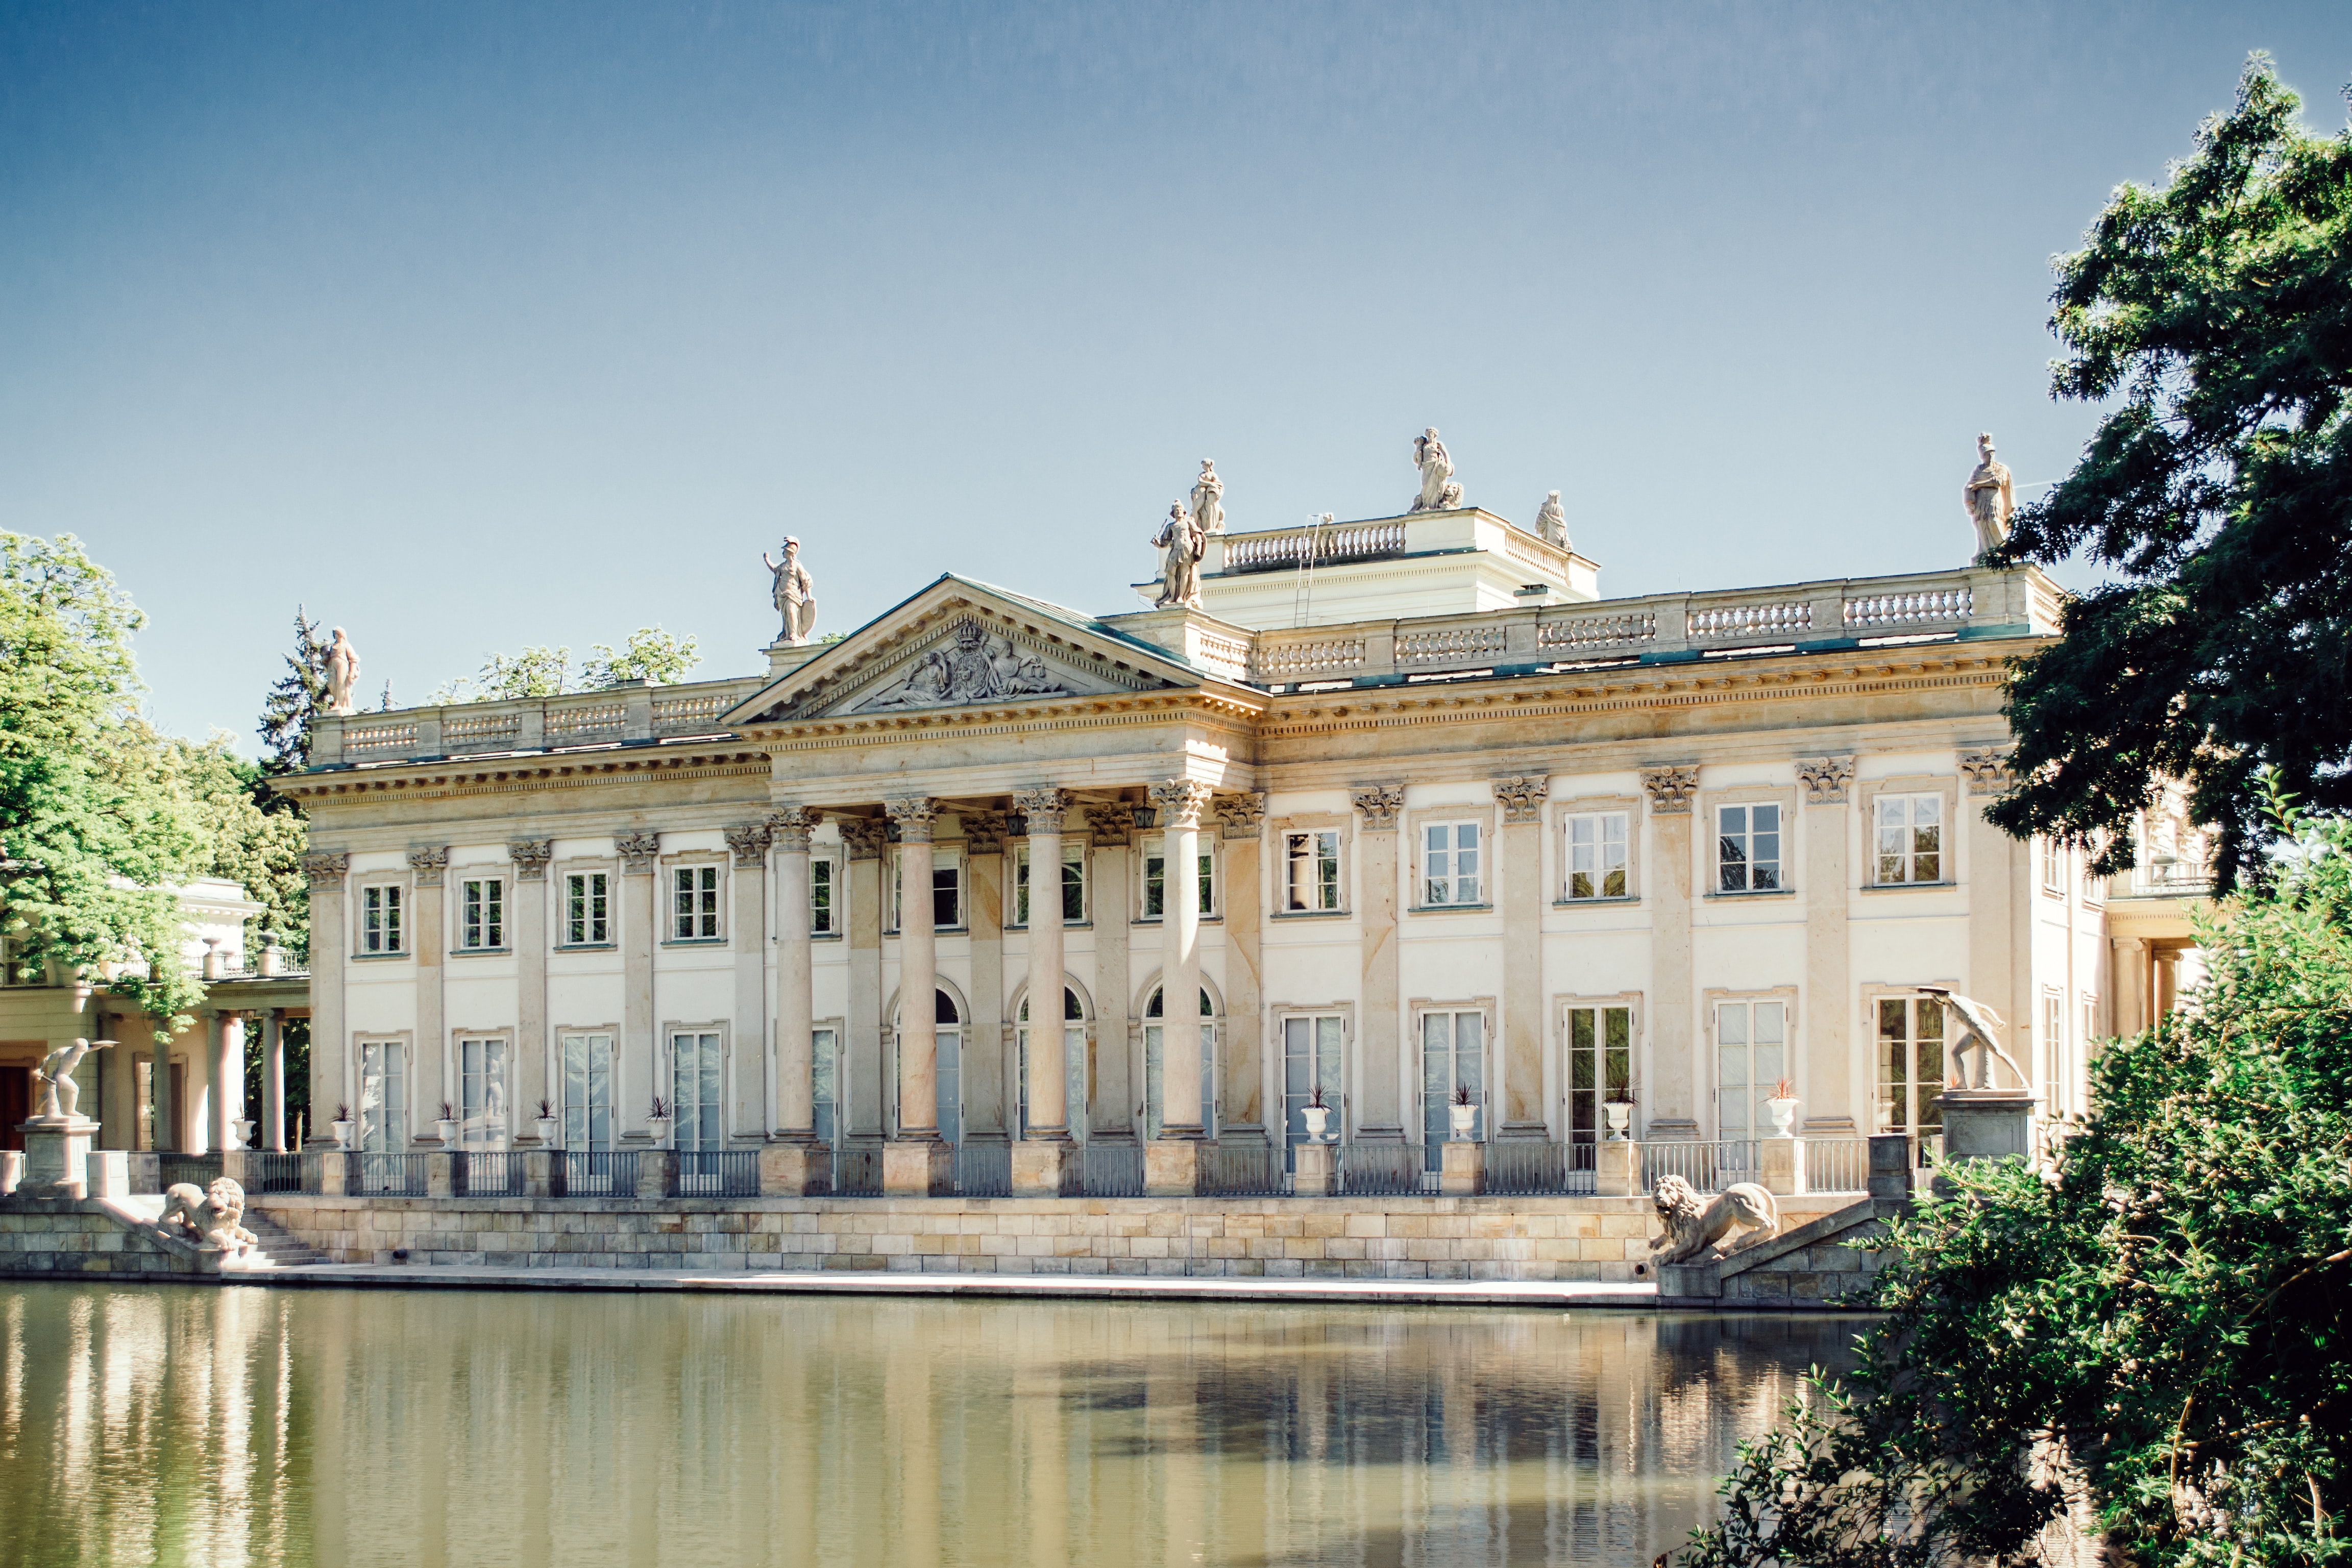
[1649,1174,1780,1265]
[156,1178,257,1256]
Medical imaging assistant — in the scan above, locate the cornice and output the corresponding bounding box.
[274,748,772,806]
[743,690,1265,754]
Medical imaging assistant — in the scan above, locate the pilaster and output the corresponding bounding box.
[1148,780,1214,1137]
[1797,756,1856,1133]
[1959,751,2022,1078]
[1491,775,1548,1137]
[839,817,887,1141]
[509,839,552,1145]
[1085,805,1136,1142]
[1010,790,1068,1139]
[724,822,771,1142]
[887,796,942,1139]
[1213,791,1267,1141]
[770,808,818,1141]
[1640,767,1700,1137]
[962,810,1009,1139]
[614,831,658,1140]
[1351,782,1405,1140]
[408,845,448,1146]
[303,852,349,1147]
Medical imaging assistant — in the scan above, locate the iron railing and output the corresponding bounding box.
[677,1150,761,1197]
[1484,1140,1599,1196]
[1337,1142,1422,1196]
[1205,1141,1288,1197]
[561,1150,639,1196]
[458,1150,526,1196]
[1081,1141,1145,1197]
[832,1146,884,1196]
[241,1152,305,1193]
[1640,1140,1761,1194]
[951,1142,1012,1198]
[158,1153,224,1190]
[1803,1138,1871,1193]
[353,1153,431,1195]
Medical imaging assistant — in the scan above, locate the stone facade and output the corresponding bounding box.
[0,1199,215,1277]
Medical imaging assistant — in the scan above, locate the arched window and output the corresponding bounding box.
[1015,985,1089,1139]
[1142,984,1217,1140]
[892,989,965,1142]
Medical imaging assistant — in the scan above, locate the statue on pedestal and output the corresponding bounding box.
[1963,433,2015,562]
[764,535,819,646]
[1189,460,1225,536]
[1153,502,1205,609]
[1919,986,2029,1090]
[325,628,361,716]
[1534,489,1569,550]
[1411,428,1463,512]
[31,1039,109,1121]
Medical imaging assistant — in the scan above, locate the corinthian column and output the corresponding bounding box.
[1146,780,1214,1195]
[1640,767,1700,1138]
[884,796,949,1196]
[509,838,552,1146]
[761,808,828,1195]
[1011,788,1076,1196]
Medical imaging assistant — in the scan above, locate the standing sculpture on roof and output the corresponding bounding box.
[324,627,361,716]
[1189,460,1225,536]
[1534,489,1569,550]
[1411,428,1463,512]
[764,535,819,646]
[1153,501,1205,609]
[1963,433,2015,563]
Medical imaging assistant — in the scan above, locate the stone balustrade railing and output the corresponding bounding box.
[318,675,769,765]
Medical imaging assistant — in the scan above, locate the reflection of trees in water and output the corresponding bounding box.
[1,1287,1858,1567]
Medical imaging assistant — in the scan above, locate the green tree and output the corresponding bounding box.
[428,645,572,704]
[175,734,310,960]
[1681,782,2350,1568]
[0,533,210,1035]
[257,605,332,773]
[1989,59,2352,889]
[580,625,700,687]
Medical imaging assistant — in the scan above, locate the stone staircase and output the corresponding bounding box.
[240,1209,331,1267]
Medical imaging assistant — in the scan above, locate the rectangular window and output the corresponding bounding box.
[1563,812,1629,900]
[1283,830,1342,912]
[2039,837,2065,895]
[1873,794,1943,884]
[457,1037,508,1148]
[1717,803,1782,893]
[460,876,505,949]
[1280,1014,1343,1168]
[1877,997,1945,1138]
[811,1027,840,1145]
[888,851,962,930]
[360,884,404,954]
[1564,1004,1634,1144]
[1419,1010,1485,1172]
[811,859,835,936]
[2043,990,2066,1116]
[671,1031,724,1152]
[1141,839,1214,919]
[565,872,610,945]
[1420,822,1482,906]
[561,1033,614,1153]
[1014,842,1087,926]
[357,1040,407,1153]
[1715,998,1788,1139]
[672,865,721,940]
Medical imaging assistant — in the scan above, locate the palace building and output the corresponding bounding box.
[235,486,2203,1194]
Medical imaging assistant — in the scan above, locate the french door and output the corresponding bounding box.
[1419,1011,1484,1173]
[1281,1015,1343,1171]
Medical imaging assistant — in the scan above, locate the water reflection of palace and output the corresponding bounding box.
[3,1282,1858,1566]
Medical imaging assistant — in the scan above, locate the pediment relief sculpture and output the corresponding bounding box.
[826,617,1146,717]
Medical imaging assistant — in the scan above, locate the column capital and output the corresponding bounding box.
[1213,790,1267,841]
[1148,779,1215,830]
[768,806,817,851]
[885,796,940,843]
[1350,783,1405,831]
[835,817,888,861]
[1640,766,1700,815]
[613,831,660,873]
[1489,775,1549,825]
[1796,755,1856,805]
[303,851,350,889]
[961,811,1010,856]
[1084,803,1135,847]
[1011,787,1071,834]
[407,845,450,887]
[1958,748,2017,797]
[508,839,554,880]
[723,822,773,867]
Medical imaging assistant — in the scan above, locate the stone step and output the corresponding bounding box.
[240,1210,330,1267]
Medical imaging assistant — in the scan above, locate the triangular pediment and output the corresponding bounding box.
[723,577,1208,726]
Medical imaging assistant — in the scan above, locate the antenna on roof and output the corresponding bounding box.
[1292,512,1335,629]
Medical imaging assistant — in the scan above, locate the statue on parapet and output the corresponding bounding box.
[1534,489,1569,550]
[31,1038,110,1121]
[1189,459,1224,536]
[325,628,361,716]
[1153,502,1205,609]
[1919,985,2029,1090]
[1963,433,2014,563]
[764,535,819,646]
[1411,428,1463,512]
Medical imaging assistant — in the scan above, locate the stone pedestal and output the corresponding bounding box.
[1439,1139,1486,1196]
[1145,1137,1204,1197]
[1,1150,20,1196]
[16,1118,95,1199]
[635,1149,681,1199]
[1291,1140,1336,1197]
[317,1152,357,1196]
[759,1142,832,1197]
[880,1139,951,1197]
[1596,1140,1640,1197]
[522,1149,567,1198]
[1759,1137,1806,1197]
[1935,1090,2036,1162]
[127,1152,160,1196]
[1011,1140,1079,1197]
[220,1148,253,1189]
[427,1150,467,1198]
[1867,1132,1914,1200]
[86,1150,127,1200]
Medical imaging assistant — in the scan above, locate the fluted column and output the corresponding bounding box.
[509,839,552,1145]
[1014,788,1071,1138]
[888,797,941,1138]
[302,852,349,1148]
[770,808,817,1139]
[1150,780,1214,1138]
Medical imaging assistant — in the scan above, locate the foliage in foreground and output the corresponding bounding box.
[1990,58,2352,889]
[1682,797,2350,1567]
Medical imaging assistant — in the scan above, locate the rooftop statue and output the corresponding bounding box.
[1964,433,2015,563]
[1153,500,1205,609]
[1190,459,1224,536]
[1534,489,1569,550]
[31,1038,110,1121]
[1918,985,2029,1090]
[1410,428,1463,512]
[325,627,361,716]
[764,535,819,646]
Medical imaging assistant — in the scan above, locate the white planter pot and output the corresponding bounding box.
[647,1117,674,1149]
[1603,1102,1633,1141]
[435,1119,460,1144]
[1765,1098,1800,1139]
[330,1120,354,1149]
[1301,1105,1331,1142]
[230,1119,255,1151]
[535,1117,561,1146]
[1447,1103,1478,1140]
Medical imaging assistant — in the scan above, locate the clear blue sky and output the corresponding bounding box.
[4,3,2346,745]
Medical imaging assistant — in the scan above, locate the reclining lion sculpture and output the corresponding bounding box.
[1648,1174,1780,1265]
[156,1177,258,1256]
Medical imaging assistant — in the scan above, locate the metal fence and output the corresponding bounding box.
[1337,1142,1422,1196]
[951,1142,1012,1198]
[456,1151,525,1196]
[1640,1140,1761,1194]
[1204,1141,1288,1197]
[353,1153,431,1195]
[1081,1141,1145,1198]
[833,1145,884,1196]
[561,1150,639,1196]
[242,1152,305,1193]
[1804,1138,1871,1193]
[158,1153,224,1190]
[677,1150,761,1197]
[1484,1140,1599,1196]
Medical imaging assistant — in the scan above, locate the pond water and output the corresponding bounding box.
[0,1283,1858,1567]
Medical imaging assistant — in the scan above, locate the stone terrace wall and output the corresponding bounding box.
[0,1199,212,1278]
[253,1193,1856,1281]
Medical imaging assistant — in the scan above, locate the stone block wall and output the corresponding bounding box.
[252,1194,1858,1280]
[0,1199,212,1277]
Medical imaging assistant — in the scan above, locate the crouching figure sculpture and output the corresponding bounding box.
[1648,1174,1780,1264]
[157,1178,258,1256]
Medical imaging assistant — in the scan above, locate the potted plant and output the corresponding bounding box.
[534,1097,561,1146]
[1602,1091,1635,1142]
[435,1100,460,1144]
[1764,1077,1800,1139]
[330,1103,355,1148]
[1300,1083,1332,1143]
[1448,1083,1479,1140]
[647,1096,673,1148]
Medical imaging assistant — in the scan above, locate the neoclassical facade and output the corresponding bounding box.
[271,503,2202,1190]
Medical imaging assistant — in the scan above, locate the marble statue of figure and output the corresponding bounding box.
[763,535,819,646]
[1918,986,2030,1090]
[1189,459,1225,536]
[1963,433,2015,562]
[1154,501,1205,609]
[1411,428,1463,512]
[1534,489,1569,550]
[324,627,361,716]
[31,1038,110,1121]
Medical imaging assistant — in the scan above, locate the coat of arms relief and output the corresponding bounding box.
[851,619,1081,713]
